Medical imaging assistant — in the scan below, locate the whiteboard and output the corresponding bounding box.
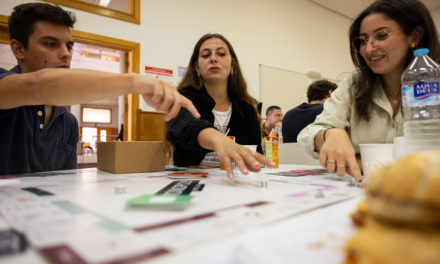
[259,64,308,115]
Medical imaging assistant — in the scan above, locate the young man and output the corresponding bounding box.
[261,105,283,137]
[282,80,337,143]
[0,3,199,175]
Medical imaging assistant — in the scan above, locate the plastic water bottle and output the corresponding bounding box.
[278,127,283,144]
[401,48,440,154]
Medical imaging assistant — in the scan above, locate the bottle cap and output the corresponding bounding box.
[413,48,429,56]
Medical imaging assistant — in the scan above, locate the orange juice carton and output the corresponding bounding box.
[264,136,279,168]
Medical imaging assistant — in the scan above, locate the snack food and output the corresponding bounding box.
[366,149,440,226]
[345,218,440,264]
[349,200,368,228]
[345,149,440,264]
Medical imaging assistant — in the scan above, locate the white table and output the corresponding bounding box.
[0,165,363,264]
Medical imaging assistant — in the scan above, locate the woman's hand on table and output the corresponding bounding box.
[317,128,362,182]
[198,128,274,180]
[213,136,275,180]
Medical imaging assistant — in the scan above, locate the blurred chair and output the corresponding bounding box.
[278,142,320,165]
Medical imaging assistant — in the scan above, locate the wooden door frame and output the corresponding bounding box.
[0,14,141,141]
[43,0,140,24]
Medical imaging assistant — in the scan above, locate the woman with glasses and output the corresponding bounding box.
[298,0,440,181]
[167,33,273,179]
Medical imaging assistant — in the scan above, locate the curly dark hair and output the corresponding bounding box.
[307,80,337,103]
[9,2,75,48]
[349,0,440,121]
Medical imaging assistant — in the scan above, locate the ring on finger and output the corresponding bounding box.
[327,160,336,164]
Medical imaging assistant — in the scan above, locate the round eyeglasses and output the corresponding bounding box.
[351,28,397,53]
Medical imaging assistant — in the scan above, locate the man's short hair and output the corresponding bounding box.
[307,80,337,103]
[265,105,281,116]
[9,3,75,48]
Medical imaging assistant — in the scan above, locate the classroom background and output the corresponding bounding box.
[0,0,439,157]
[4,0,438,105]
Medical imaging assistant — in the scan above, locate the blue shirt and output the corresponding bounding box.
[282,103,324,143]
[0,66,79,175]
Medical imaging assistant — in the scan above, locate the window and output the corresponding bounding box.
[82,107,112,123]
[100,130,107,142]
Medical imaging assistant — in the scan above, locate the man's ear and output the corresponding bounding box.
[10,39,25,60]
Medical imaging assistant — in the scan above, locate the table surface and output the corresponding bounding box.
[0,165,364,264]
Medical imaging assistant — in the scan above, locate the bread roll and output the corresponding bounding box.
[344,218,440,264]
[365,149,440,225]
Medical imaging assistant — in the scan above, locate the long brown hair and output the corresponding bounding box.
[349,0,440,120]
[178,33,257,113]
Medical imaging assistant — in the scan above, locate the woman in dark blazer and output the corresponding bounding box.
[167,33,273,179]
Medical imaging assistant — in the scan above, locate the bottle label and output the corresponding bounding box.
[414,82,439,99]
[402,81,440,107]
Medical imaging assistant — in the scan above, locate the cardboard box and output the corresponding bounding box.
[97,141,165,173]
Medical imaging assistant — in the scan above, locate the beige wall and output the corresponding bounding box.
[1,0,439,108]
[433,8,440,30]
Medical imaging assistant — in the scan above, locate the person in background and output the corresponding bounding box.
[0,3,199,175]
[261,105,283,137]
[167,33,273,179]
[116,124,124,141]
[297,0,440,181]
[283,80,337,143]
